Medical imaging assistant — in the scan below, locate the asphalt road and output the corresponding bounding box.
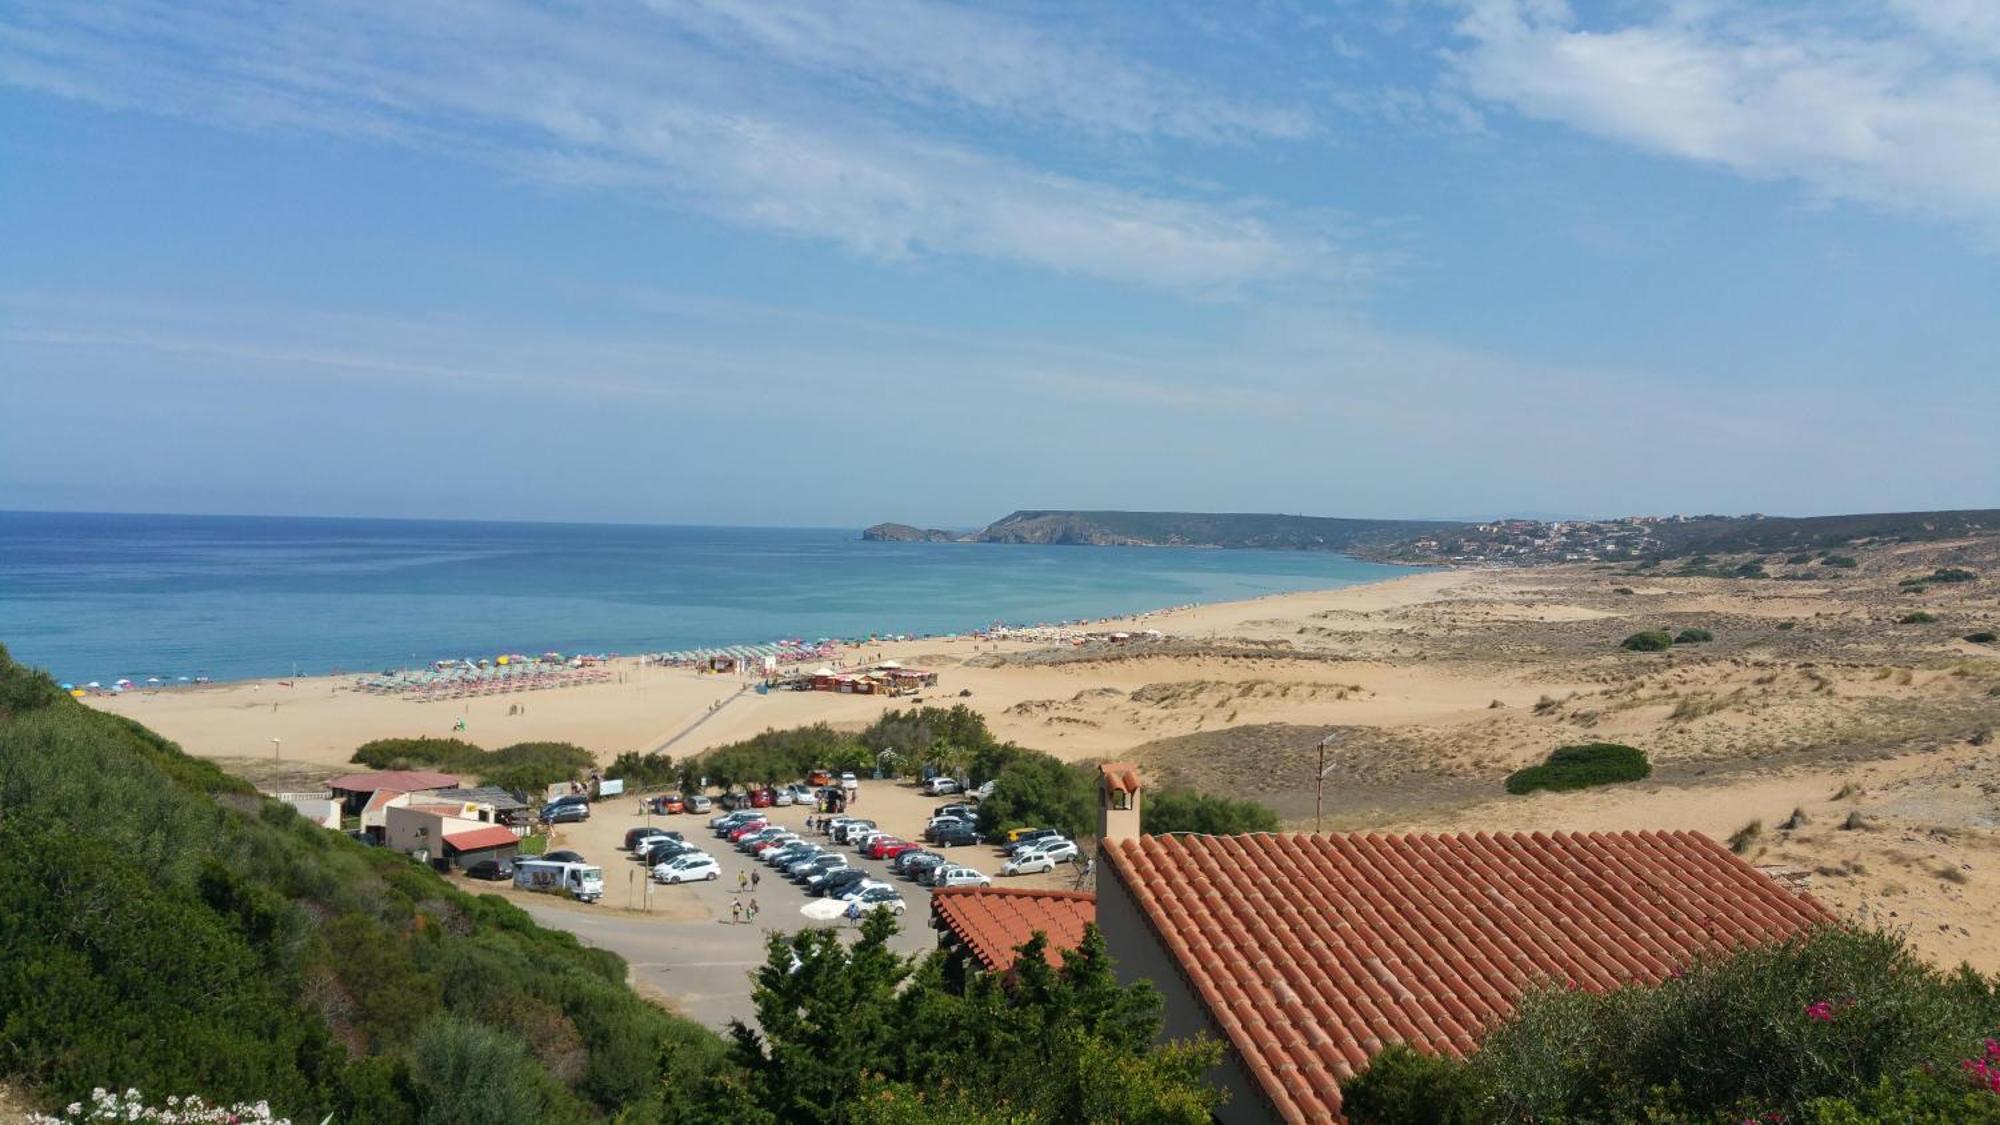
[516,803,944,1031]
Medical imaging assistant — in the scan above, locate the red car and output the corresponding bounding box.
[748,788,775,808]
[864,836,909,860]
[727,819,771,842]
[874,839,920,861]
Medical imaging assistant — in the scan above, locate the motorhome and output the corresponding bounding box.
[512,859,604,903]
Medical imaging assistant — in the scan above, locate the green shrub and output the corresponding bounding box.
[1778,621,1798,631]
[1930,568,1979,584]
[1821,555,1859,568]
[1620,630,1674,652]
[975,750,1097,838]
[1142,789,1280,836]
[1900,611,1939,625]
[349,737,589,792]
[605,750,679,790]
[1674,627,1714,644]
[1504,743,1651,795]
[1787,553,1815,564]
[1967,632,1999,645]
[1340,926,2000,1124]
[351,737,486,771]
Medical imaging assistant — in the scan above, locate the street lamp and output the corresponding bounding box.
[271,737,282,762]
[1315,732,1339,834]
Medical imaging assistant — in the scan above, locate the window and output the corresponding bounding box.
[1109,787,1131,810]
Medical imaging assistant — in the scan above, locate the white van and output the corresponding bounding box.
[513,859,605,903]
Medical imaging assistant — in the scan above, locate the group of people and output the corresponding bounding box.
[728,868,762,924]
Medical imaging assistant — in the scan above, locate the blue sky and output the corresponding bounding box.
[2,0,1995,527]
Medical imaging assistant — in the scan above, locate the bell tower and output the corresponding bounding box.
[1097,761,1142,843]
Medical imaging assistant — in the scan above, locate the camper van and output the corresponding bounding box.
[512,859,605,903]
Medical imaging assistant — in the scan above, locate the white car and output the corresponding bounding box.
[753,834,802,858]
[653,853,720,884]
[840,771,859,790]
[1002,840,1080,876]
[853,885,908,915]
[850,829,889,852]
[773,789,796,806]
[935,866,991,889]
[922,776,960,795]
[833,878,893,901]
[969,781,996,801]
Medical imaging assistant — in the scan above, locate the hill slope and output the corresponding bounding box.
[0,646,723,1121]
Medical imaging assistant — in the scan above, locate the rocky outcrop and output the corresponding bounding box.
[860,523,961,543]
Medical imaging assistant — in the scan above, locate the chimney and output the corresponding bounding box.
[1097,761,1142,844]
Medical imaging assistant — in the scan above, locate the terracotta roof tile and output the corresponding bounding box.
[1099,761,1142,794]
[1102,830,1833,1124]
[442,825,519,852]
[328,770,460,793]
[930,887,1096,972]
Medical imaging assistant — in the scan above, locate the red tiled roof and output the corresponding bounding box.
[1102,830,1835,1124]
[328,770,460,792]
[443,825,518,852]
[931,887,1097,972]
[361,789,407,813]
[1099,761,1142,794]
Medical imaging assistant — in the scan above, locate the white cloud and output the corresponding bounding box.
[1448,0,2000,238]
[0,0,1344,293]
[650,0,1311,142]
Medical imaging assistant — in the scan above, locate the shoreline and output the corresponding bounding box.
[61,559,1436,693]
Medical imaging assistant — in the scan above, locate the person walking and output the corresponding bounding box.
[844,900,862,928]
[747,898,760,924]
[737,870,749,892]
[750,869,761,893]
[730,899,743,925]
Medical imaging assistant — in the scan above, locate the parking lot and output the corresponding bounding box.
[497,783,1068,1030]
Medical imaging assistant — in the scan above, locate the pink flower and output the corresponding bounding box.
[1805,1001,1835,1022]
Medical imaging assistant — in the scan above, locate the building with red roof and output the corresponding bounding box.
[327,770,460,813]
[1089,768,1835,1124]
[930,886,1097,974]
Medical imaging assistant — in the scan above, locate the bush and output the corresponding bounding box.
[1339,926,2000,1124]
[1968,632,2000,645]
[1504,743,1651,795]
[1674,627,1714,644]
[974,750,1096,838]
[604,750,678,791]
[1930,568,1979,584]
[1901,611,1939,625]
[1620,630,1674,652]
[349,737,590,792]
[1821,555,1859,568]
[1142,789,1280,836]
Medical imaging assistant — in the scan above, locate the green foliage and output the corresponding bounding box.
[975,750,1097,838]
[1968,632,2000,645]
[1142,789,1280,836]
[1901,611,1940,624]
[1787,552,1815,564]
[1930,568,1979,584]
[1504,742,1651,795]
[605,750,678,790]
[724,916,1223,1124]
[693,723,872,790]
[1821,554,1860,568]
[1620,630,1675,652]
[1340,926,2000,1124]
[350,737,592,792]
[0,643,724,1121]
[862,705,1020,782]
[1674,627,1715,644]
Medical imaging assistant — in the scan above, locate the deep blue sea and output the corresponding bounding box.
[0,511,1414,684]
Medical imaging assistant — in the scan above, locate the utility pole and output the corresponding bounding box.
[1315,732,1339,834]
[272,737,282,762]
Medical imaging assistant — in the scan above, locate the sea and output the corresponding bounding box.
[0,511,1415,685]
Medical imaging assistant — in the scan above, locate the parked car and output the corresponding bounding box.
[794,854,848,881]
[718,791,751,811]
[859,835,901,859]
[922,776,960,796]
[768,842,817,868]
[840,771,859,791]
[932,823,980,848]
[727,819,772,843]
[832,819,876,844]
[626,827,673,850]
[540,803,588,825]
[889,847,938,874]
[1003,840,1080,875]
[1004,825,1054,844]
[916,861,956,887]
[899,852,948,882]
[773,787,797,806]
[752,834,803,858]
[463,858,513,881]
[684,794,713,814]
[1003,828,1062,855]
[786,783,815,804]
[711,809,754,831]
[853,885,908,915]
[653,854,720,884]
[654,794,686,815]
[850,829,891,852]
[924,815,971,841]
[815,869,870,897]
[546,793,590,809]
[543,849,586,865]
[869,837,917,861]
[806,769,833,786]
[832,878,894,902]
[748,787,775,808]
[822,815,857,839]
[640,839,695,865]
[934,804,975,821]
[935,866,991,889]
[969,781,997,802]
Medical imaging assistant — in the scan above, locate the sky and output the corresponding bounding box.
[2,0,1996,528]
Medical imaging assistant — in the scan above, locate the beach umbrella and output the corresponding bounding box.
[146,676,162,684]
[59,683,73,691]
[85,681,101,688]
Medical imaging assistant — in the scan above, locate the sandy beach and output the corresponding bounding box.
[91,540,2000,971]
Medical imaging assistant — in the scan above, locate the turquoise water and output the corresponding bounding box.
[0,511,1414,683]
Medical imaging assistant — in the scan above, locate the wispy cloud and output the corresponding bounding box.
[0,1,1350,293]
[649,0,1311,142]
[1448,0,2000,239]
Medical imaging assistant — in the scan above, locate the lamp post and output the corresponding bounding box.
[271,737,282,762]
[1315,732,1339,834]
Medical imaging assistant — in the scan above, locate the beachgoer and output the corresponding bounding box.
[845,900,862,927]
[747,898,760,922]
[737,870,749,891]
[750,870,761,892]
[730,899,743,925]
